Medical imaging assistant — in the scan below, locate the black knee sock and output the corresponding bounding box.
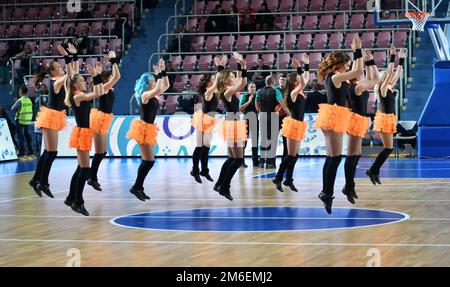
[90,153,106,181]
[67,166,81,202]
[32,150,48,181]
[75,167,90,205]
[370,148,393,175]
[133,160,155,189]
[275,155,294,180]
[322,156,331,190]
[324,155,342,196]
[192,147,203,173]
[200,146,210,173]
[40,151,58,185]
[285,155,299,181]
[344,156,359,189]
[221,158,244,188]
[352,155,361,180]
[216,157,234,187]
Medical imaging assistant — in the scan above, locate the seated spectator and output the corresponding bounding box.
[14,44,35,88]
[239,1,256,31]
[228,4,240,32]
[249,57,271,89]
[63,27,78,47]
[255,2,275,31]
[112,8,133,46]
[205,4,227,33]
[2,29,24,63]
[167,24,193,53]
[305,79,327,113]
[177,82,198,114]
[75,27,94,55]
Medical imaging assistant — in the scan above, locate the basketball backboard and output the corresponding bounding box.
[373,0,450,26]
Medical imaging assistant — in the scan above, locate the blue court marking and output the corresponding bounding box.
[111,206,409,232]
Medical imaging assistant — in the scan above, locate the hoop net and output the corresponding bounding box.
[405,12,431,31]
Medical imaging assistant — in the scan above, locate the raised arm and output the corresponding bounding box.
[301,53,310,85]
[380,45,397,94]
[141,59,169,104]
[66,43,79,75]
[103,51,121,91]
[355,49,379,95]
[332,35,364,85]
[389,48,406,88]
[224,52,247,98]
[54,46,70,93]
[74,62,104,104]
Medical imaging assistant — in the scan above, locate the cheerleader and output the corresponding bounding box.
[127,59,169,201]
[272,54,309,192]
[64,62,104,216]
[315,35,363,213]
[213,52,248,201]
[87,51,121,191]
[190,56,227,183]
[366,47,406,185]
[343,49,380,203]
[29,43,77,198]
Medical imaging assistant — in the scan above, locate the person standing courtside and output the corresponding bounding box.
[255,75,288,169]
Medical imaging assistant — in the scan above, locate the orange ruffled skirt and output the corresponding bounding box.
[347,113,370,138]
[90,108,114,135]
[219,119,248,143]
[126,119,159,146]
[373,112,397,134]
[191,110,217,134]
[281,116,307,141]
[69,127,93,151]
[35,106,67,131]
[314,103,352,133]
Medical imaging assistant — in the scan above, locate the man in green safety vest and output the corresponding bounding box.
[11,85,35,160]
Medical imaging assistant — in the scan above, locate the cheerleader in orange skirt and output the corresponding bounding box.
[315,35,364,214]
[29,43,78,198]
[213,52,248,201]
[343,49,381,204]
[87,51,121,191]
[64,62,104,216]
[272,53,310,192]
[366,47,406,185]
[127,59,170,201]
[190,56,227,183]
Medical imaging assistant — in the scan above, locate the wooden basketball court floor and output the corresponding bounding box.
[1,156,450,267]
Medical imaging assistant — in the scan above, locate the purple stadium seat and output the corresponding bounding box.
[303,15,318,30]
[310,0,324,11]
[205,36,219,51]
[267,34,281,50]
[182,55,197,71]
[198,55,212,70]
[174,75,189,92]
[76,23,89,34]
[366,14,376,29]
[198,18,207,32]
[335,14,346,29]
[344,32,359,48]
[27,7,40,20]
[393,31,408,47]
[277,53,290,68]
[50,40,62,54]
[290,15,302,30]
[319,15,334,29]
[245,54,258,67]
[171,55,182,70]
[298,34,312,49]
[34,24,48,37]
[193,1,205,14]
[21,24,34,37]
[165,95,178,114]
[7,24,20,37]
[39,7,53,20]
[236,0,246,10]
[236,35,250,51]
[190,74,202,88]
[340,0,350,10]
[373,51,387,67]
[350,13,365,29]
[251,35,266,51]
[221,0,234,11]
[251,0,264,10]
[262,54,275,67]
[296,0,308,11]
[229,55,238,70]
[49,23,62,36]
[94,4,108,18]
[206,1,220,13]
[12,7,26,21]
[376,31,391,48]
[61,23,76,35]
[361,32,375,48]
[354,0,367,10]
[296,52,321,69]
[325,0,339,10]
[265,0,279,11]
[280,0,294,12]
[187,18,198,32]
[220,35,234,51]
[37,40,51,55]
[284,34,297,49]
[274,16,288,30]
[91,22,103,36]
[191,36,205,52]
[313,33,328,49]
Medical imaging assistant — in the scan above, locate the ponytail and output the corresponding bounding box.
[134,73,155,104]
[317,52,351,81]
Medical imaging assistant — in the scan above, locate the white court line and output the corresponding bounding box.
[14,198,450,202]
[0,238,449,248]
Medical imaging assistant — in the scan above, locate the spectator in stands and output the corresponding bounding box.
[168,24,193,53]
[113,8,132,46]
[0,106,19,151]
[11,85,35,159]
[75,27,94,55]
[239,1,256,31]
[14,44,35,88]
[63,27,78,47]
[177,82,198,114]
[255,2,275,31]
[305,79,327,113]
[165,60,176,93]
[205,4,228,33]
[228,4,240,32]
[3,30,24,63]
[249,57,271,89]
[76,6,93,19]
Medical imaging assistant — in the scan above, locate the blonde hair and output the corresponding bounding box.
[317,52,351,81]
[216,69,232,93]
[64,74,82,107]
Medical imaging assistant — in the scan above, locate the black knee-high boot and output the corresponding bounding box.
[322,156,330,190]
[88,152,107,191]
[130,160,155,201]
[218,158,244,201]
[191,147,203,183]
[199,146,213,182]
[343,155,359,204]
[367,148,393,185]
[319,155,342,214]
[214,157,234,191]
[284,155,299,192]
[66,166,80,206]
[272,155,294,192]
[29,149,48,195]
[37,151,58,198]
[71,167,90,216]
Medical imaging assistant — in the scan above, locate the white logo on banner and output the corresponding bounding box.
[67,0,82,13]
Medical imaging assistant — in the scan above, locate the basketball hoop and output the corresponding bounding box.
[405,11,431,31]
